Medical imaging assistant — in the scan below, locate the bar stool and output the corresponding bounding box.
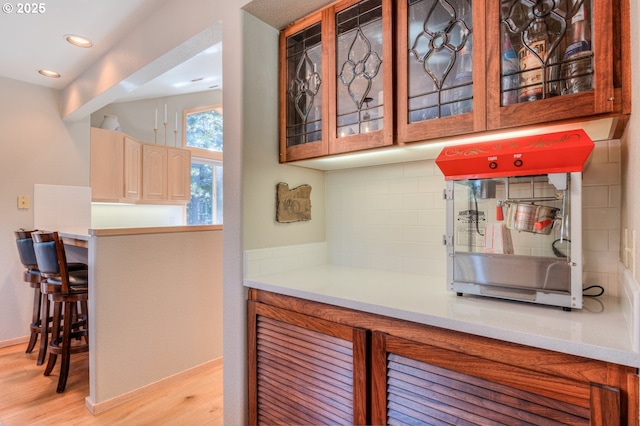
[15,229,87,366]
[32,231,89,393]
[14,229,45,362]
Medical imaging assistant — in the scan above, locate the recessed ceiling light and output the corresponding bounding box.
[65,34,93,48]
[38,69,61,78]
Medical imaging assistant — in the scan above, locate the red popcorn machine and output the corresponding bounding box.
[436,130,594,310]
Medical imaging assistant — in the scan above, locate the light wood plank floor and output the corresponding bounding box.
[0,343,223,425]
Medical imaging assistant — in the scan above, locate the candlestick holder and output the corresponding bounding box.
[163,122,168,145]
[174,130,178,146]
[153,128,158,144]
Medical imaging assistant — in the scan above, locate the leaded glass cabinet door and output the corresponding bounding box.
[487,0,615,130]
[329,0,394,155]
[280,12,329,162]
[397,0,487,144]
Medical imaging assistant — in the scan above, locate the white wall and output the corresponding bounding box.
[0,77,90,346]
[240,17,325,251]
[91,90,222,147]
[621,2,640,282]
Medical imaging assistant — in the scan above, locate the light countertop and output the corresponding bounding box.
[244,264,640,368]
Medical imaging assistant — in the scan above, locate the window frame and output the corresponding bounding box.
[182,104,223,225]
[182,104,223,161]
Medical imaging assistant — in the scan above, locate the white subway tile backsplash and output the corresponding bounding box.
[609,229,621,253]
[418,175,447,192]
[388,210,420,226]
[403,193,433,210]
[583,186,609,208]
[609,185,621,208]
[403,160,435,177]
[583,207,621,230]
[589,142,610,164]
[366,193,404,210]
[584,229,611,251]
[388,177,419,194]
[417,209,446,226]
[243,242,327,278]
[582,163,620,186]
[322,140,622,297]
[584,250,619,275]
[608,140,621,162]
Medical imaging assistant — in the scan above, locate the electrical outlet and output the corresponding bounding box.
[17,195,29,209]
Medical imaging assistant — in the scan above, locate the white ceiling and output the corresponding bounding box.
[0,0,334,104]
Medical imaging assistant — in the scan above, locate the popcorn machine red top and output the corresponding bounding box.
[436,130,594,310]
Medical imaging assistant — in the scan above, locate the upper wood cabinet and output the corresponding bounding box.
[91,128,124,202]
[167,148,191,201]
[90,128,190,204]
[397,0,487,143]
[328,0,394,155]
[279,0,630,160]
[91,128,141,203]
[279,0,394,162]
[279,11,328,162]
[485,0,626,131]
[142,144,168,201]
[123,137,142,200]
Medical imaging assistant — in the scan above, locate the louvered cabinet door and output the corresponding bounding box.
[371,332,627,425]
[248,301,368,425]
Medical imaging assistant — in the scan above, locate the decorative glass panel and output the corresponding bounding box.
[407,0,473,123]
[336,0,384,137]
[500,0,593,106]
[285,22,323,148]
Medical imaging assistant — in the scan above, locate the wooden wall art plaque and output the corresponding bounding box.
[276,182,312,223]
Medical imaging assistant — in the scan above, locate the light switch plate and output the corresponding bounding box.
[17,195,29,209]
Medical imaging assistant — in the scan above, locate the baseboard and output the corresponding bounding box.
[0,336,29,349]
[84,357,223,415]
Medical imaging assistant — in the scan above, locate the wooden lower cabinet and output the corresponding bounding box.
[248,289,639,426]
[372,332,626,425]
[247,300,367,425]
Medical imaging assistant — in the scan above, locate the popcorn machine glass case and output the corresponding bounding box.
[436,131,594,310]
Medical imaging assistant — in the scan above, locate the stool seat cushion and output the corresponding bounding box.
[68,262,88,272]
[45,270,88,293]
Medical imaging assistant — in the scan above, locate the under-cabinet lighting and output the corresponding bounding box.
[38,69,60,78]
[291,118,616,171]
[65,34,93,48]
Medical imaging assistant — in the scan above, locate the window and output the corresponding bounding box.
[183,105,223,225]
